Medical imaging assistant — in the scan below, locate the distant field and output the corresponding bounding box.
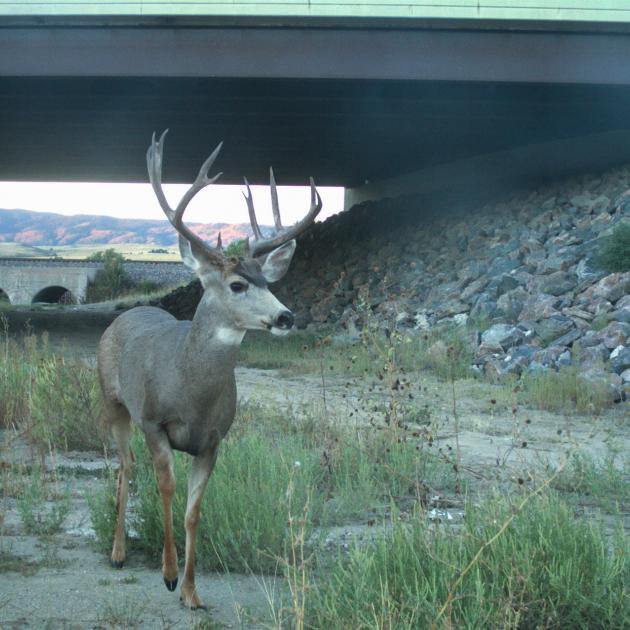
[0,242,180,261]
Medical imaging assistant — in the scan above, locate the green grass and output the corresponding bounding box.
[520,365,613,415]
[16,466,71,536]
[239,323,474,382]
[305,495,630,629]
[0,327,104,451]
[552,452,630,512]
[89,402,454,573]
[0,242,180,261]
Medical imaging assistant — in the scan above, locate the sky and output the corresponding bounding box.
[0,181,345,226]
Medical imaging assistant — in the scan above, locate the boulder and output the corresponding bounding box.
[610,345,630,374]
[481,323,525,350]
[538,271,578,296]
[532,315,575,345]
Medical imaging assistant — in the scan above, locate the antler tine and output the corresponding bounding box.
[146,131,224,263]
[242,178,264,240]
[269,167,282,231]
[147,130,174,221]
[248,176,323,258]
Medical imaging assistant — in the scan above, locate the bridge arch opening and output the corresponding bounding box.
[32,286,77,305]
[0,289,10,304]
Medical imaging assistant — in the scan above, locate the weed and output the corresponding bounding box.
[552,451,630,511]
[86,466,118,554]
[98,594,146,628]
[0,327,105,451]
[16,465,70,536]
[520,365,612,414]
[305,494,630,629]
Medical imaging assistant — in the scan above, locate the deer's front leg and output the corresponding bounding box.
[180,445,219,610]
[146,433,179,592]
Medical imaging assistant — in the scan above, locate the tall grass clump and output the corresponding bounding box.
[130,428,322,573]
[593,220,630,273]
[305,494,630,629]
[520,365,612,414]
[0,326,104,451]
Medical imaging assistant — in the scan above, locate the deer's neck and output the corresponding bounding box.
[180,292,244,381]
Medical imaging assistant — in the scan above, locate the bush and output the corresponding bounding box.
[86,249,134,302]
[593,221,630,273]
[224,238,248,258]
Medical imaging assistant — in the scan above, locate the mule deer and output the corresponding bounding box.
[97,130,321,609]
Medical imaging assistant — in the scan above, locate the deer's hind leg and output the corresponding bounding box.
[105,403,133,569]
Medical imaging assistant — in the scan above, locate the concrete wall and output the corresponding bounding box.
[0,260,191,305]
[0,265,99,304]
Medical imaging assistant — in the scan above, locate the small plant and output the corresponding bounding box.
[593,220,630,272]
[86,466,119,554]
[16,466,70,536]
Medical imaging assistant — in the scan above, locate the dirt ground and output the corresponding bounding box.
[0,307,628,629]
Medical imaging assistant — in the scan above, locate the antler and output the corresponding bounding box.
[243,168,322,258]
[147,130,225,265]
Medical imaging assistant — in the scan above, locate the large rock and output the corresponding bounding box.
[610,345,630,374]
[580,272,630,304]
[481,324,526,350]
[538,271,578,296]
[532,315,575,344]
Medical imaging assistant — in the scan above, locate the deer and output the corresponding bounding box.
[97,130,322,610]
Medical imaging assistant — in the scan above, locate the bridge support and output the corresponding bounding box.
[344,129,630,212]
[0,265,99,305]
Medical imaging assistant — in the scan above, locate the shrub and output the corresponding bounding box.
[593,220,630,273]
[16,465,71,536]
[224,238,248,258]
[86,249,134,302]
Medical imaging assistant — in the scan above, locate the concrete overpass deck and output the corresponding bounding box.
[2,8,630,207]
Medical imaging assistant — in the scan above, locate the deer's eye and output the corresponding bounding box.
[230,281,247,293]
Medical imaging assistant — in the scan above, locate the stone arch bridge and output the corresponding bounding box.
[0,259,192,305]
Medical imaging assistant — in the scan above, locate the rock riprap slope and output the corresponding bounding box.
[160,166,630,392]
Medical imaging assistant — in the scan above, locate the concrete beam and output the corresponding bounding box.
[344,129,630,212]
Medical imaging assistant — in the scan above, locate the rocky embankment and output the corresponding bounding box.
[159,165,630,392]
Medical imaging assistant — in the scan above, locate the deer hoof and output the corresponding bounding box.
[180,596,207,611]
[164,577,178,592]
[110,559,124,569]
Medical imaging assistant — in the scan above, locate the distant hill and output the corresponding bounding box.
[0,208,264,247]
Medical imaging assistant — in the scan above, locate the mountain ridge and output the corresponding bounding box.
[0,208,264,246]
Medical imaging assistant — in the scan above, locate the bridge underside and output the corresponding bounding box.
[2,20,630,190]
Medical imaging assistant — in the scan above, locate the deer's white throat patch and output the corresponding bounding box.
[215,327,246,345]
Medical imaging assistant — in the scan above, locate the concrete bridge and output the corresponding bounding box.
[0,259,193,305]
[0,260,100,305]
[2,3,630,212]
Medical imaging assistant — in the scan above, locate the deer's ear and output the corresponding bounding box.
[179,235,220,282]
[261,240,296,282]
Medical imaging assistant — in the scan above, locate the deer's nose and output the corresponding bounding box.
[275,310,294,330]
